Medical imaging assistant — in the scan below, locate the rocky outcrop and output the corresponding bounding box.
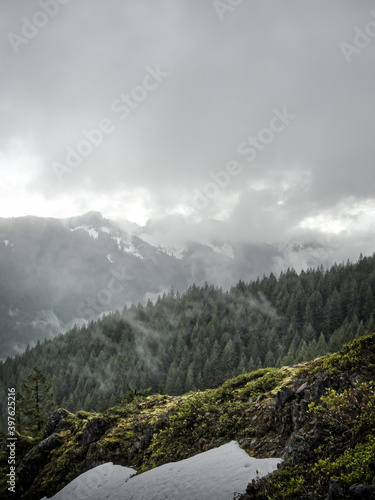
[2,334,375,500]
[240,334,375,499]
[43,408,72,438]
[348,484,375,499]
[17,434,63,498]
[82,417,109,445]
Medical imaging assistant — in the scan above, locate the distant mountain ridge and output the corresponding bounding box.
[0,212,186,358]
[0,212,335,359]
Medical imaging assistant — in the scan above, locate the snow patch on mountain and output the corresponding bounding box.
[122,241,144,259]
[139,228,233,260]
[70,225,99,239]
[0,234,13,247]
[111,236,144,259]
[69,222,118,240]
[206,242,234,259]
[157,245,186,260]
[42,441,282,500]
[112,236,122,250]
[155,241,234,260]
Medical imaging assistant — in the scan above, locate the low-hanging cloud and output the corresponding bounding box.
[0,0,374,249]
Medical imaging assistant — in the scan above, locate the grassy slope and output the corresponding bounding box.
[1,333,375,499]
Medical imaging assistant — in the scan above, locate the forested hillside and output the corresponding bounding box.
[0,253,374,428]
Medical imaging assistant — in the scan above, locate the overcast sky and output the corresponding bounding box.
[1,0,375,250]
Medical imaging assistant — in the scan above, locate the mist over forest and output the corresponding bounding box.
[0,211,360,360]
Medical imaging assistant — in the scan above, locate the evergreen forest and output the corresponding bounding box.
[1,253,374,433]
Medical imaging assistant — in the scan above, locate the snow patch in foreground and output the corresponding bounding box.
[41,441,282,500]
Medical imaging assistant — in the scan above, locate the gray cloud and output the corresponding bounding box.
[1,0,375,252]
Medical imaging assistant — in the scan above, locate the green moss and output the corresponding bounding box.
[252,339,375,499]
[146,369,287,469]
[76,410,95,419]
[298,333,375,378]
[313,435,375,489]
[99,419,134,452]
[305,380,375,494]
[308,381,375,445]
[246,464,305,499]
[218,368,284,397]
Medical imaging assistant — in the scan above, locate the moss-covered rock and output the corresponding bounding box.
[240,333,375,499]
[2,333,375,499]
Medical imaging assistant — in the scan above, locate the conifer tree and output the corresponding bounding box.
[222,339,236,373]
[264,350,275,367]
[316,332,329,356]
[295,339,309,363]
[302,323,316,344]
[185,363,195,392]
[19,366,56,436]
[165,360,179,394]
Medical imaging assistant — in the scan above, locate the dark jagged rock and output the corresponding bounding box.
[295,382,309,405]
[348,484,375,499]
[140,428,153,450]
[43,408,71,438]
[275,387,295,409]
[82,417,109,445]
[327,480,345,499]
[296,381,308,395]
[17,434,63,497]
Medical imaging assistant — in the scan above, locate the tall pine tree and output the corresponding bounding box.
[19,367,56,436]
